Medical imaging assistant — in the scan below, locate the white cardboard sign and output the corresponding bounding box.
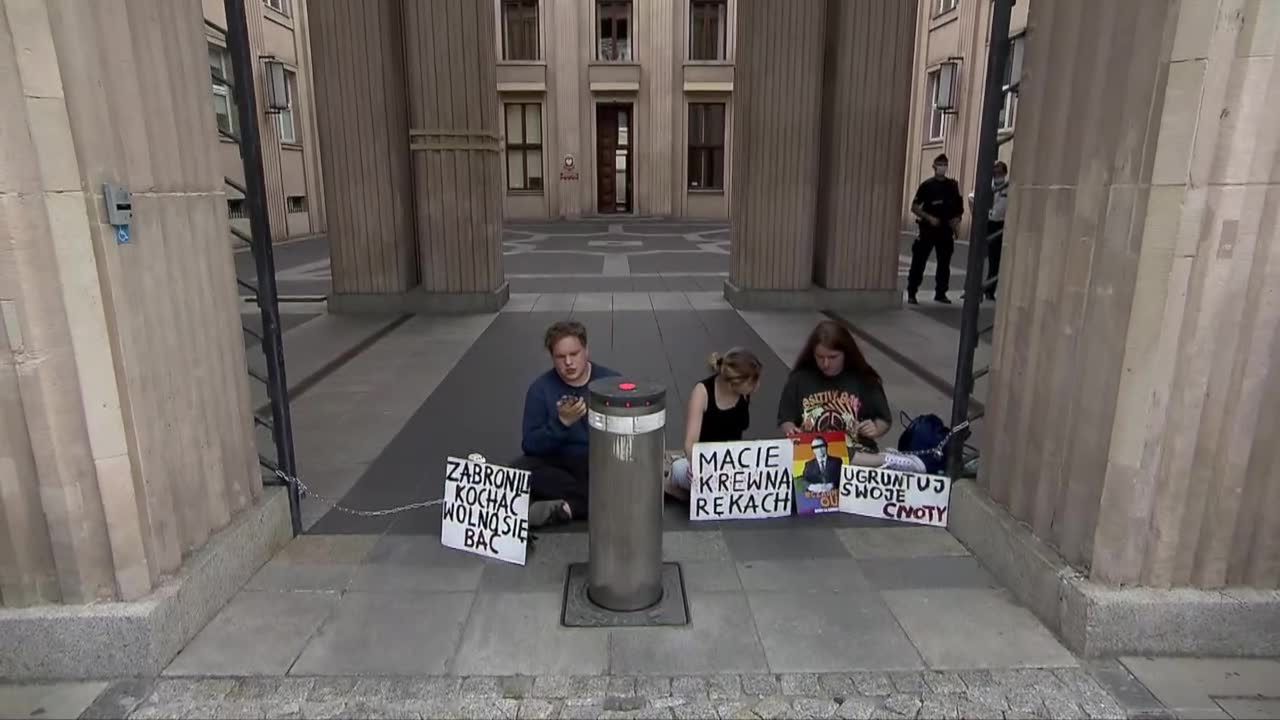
[838,465,951,527]
[689,439,794,521]
[441,457,530,565]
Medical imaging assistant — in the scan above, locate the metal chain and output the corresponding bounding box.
[273,469,446,517]
[896,419,971,458]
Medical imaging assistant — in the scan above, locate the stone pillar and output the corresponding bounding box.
[983,0,1280,590]
[725,0,826,307]
[402,0,508,312]
[0,0,273,612]
[813,0,917,309]
[727,0,917,311]
[311,0,417,299]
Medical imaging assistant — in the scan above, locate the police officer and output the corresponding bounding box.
[908,153,964,305]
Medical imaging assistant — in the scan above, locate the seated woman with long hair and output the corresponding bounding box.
[778,320,924,472]
[665,348,762,501]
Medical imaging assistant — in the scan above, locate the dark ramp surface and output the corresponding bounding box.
[309,310,893,534]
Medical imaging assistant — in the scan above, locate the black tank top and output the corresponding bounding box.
[698,375,750,443]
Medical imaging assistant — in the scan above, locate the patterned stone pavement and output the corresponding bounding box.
[97,669,1126,719]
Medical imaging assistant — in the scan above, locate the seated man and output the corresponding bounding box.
[515,321,619,527]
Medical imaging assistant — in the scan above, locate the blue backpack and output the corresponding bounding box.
[897,412,951,474]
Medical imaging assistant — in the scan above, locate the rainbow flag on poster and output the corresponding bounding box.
[792,431,847,515]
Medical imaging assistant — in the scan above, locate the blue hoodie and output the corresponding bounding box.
[521,364,620,457]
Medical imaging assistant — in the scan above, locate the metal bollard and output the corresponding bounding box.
[586,378,666,611]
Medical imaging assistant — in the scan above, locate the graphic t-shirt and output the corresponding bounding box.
[776,367,892,449]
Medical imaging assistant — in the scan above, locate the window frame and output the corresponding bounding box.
[687,102,726,191]
[932,0,959,18]
[286,195,307,213]
[501,0,540,61]
[265,0,290,17]
[277,69,298,144]
[504,102,545,193]
[924,69,946,144]
[208,43,238,138]
[998,35,1023,132]
[689,0,727,62]
[596,0,633,62]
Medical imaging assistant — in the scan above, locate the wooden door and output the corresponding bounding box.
[597,106,619,213]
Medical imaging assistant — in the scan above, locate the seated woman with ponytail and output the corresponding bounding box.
[665,348,763,501]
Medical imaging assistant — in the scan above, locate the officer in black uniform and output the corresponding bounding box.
[908,153,964,304]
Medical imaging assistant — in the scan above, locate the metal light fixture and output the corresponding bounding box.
[262,56,289,113]
[935,58,960,113]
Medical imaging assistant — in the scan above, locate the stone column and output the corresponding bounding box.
[982,0,1280,589]
[724,0,826,307]
[402,0,508,312]
[0,0,272,610]
[812,0,918,310]
[311,0,417,301]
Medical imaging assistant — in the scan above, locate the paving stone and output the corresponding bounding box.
[607,677,637,696]
[922,671,966,695]
[781,674,822,696]
[880,694,922,718]
[888,673,927,694]
[637,677,672,698]
[400,698,459,718]
[960,683,1009,711]
[531,676,575,698]
[306,679,359,704]
[457,697,519,719]
[917,697,961,720]
[650,696,691,709]
[714,699,757,720]
[461,676,504,698]
[752,695,791,719]
[834,696,878,720]
[1050,668,1125,720]
[792,697,839,718]
[600,709,654,719]
[503,676,536,699]
[707,675,743,700]
[559,704,604,720]
[672,700,719,719]
[334,700,417,720]
[1041,695,1084,720]
[570,676,611,701]
[604,696,645,711]
[742,675,781,697]
[82,679,156,720]
[151,679,237,704]
[817,674,854,696]
[516,699,559,719]
[848,673,893,697]
[672,677,710,697]
[404,677,463,700]
[954,669,994,690]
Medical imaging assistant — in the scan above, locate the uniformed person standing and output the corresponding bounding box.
[907,153,964,305]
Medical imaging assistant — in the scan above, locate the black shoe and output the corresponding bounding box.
[907,293,919,305]
[934,294,952,304]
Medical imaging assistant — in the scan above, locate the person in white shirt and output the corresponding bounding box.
[969,161,1009,300]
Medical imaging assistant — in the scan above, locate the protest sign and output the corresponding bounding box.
[690,439,793,521]
[441,456,530,564]
[838,465,951,527]
[792,432,847,515]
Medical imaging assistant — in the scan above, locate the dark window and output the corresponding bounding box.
[286,196,307,213]
[690,0,727,61]
[688,103,725,190]
[505,103,544,192]
[227,198,247,219]
[598,1,632,61]
[502,0,539,61]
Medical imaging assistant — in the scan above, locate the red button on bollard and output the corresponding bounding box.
[619,382,636,391]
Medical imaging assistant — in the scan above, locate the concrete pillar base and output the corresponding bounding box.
[723,281,901,313]
[328,283,511,315]
[0,489,291,680]
[949,481,1280,658]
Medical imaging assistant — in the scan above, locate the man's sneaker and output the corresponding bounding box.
[529,500,571,527]
[934,294,952,304]
[907,293,920,305]
[880,452,927,473]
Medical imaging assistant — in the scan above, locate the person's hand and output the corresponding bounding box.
[780,422,800,438]
[856,419,880,439]
[949,218,961,232]
[926,215,940,227]
[558,397,587,427]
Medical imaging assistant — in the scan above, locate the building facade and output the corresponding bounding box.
[901,0,1028,230]
[203,0,326,241]
[494,0,737,220]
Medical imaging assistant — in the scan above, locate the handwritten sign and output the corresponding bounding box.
[839,466,951,527]
[690,439,794,521]
[441,457,530,564]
